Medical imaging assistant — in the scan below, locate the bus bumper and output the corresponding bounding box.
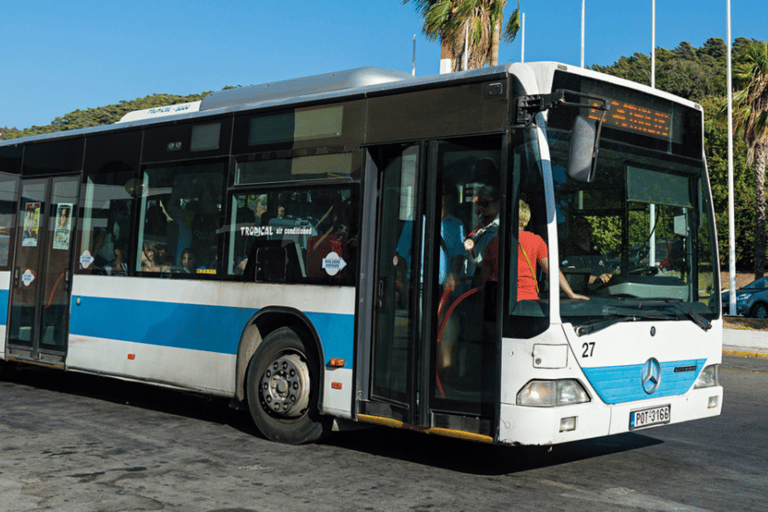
[498,385,723,446]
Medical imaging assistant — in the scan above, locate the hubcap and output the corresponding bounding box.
[260,353,310,418]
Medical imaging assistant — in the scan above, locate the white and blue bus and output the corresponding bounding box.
[0,62,722,445]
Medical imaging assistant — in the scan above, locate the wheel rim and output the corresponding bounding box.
[260,353,311,418]
[756,305,768,319]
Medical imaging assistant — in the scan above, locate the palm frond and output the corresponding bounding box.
[503,4,520,44]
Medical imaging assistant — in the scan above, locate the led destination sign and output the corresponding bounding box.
[590,100,672,140]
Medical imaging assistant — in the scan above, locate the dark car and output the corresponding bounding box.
[720,277,768,318]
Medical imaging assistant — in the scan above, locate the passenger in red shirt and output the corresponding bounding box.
[482,200,588,301]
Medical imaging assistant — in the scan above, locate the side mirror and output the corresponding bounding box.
[568,115,601,183]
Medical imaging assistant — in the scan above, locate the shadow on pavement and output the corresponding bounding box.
[2,361,664,474]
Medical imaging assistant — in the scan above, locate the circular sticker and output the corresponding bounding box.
[322,252,348,277]
[80,250,95,269]
[21,268,36,287]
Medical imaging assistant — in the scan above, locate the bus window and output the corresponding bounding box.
[0,176,19,268]
[137,161,225,275]
[79,167,135,276]
[227,185,358,284]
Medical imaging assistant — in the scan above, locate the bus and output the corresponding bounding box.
[0,62,722,445]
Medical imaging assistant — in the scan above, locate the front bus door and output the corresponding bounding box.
[6,176,79,365]
[364,139,502,439]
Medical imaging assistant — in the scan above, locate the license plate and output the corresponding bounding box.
[630,405,671,430]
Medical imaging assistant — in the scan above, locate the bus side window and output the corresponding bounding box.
[79,169,135,276]
[227,186,358,284]
[137,163,224,276]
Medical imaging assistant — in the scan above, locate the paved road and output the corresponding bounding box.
[0,355,766,512]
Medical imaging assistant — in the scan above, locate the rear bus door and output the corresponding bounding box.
[6,175,80,365]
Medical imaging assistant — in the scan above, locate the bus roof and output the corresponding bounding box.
[0,62,701,148]
[198,67,415,112]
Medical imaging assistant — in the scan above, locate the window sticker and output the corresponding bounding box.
[21,268,36,286]
[80,250,95,269]
[322,251,347,276]
[22,202,40,248]
[53,203,73,250]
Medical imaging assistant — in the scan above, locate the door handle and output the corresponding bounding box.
[376,277,387,312]
[13,267,20,288]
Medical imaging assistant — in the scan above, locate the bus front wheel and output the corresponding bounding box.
[246,326,329,444]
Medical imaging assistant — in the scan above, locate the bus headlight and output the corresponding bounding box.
[517,379,591,407]
[694,365,719,388]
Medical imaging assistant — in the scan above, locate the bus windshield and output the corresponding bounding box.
[547,128,717,331]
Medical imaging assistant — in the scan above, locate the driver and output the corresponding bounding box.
[561,215,613,292]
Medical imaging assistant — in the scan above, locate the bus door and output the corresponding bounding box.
[363,139,501,435]
[6,175,79,364]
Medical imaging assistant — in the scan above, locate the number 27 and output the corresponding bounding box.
[582,342,595,357]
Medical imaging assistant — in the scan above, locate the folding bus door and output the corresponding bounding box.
[6,175,79,365]
[361,138,502,438]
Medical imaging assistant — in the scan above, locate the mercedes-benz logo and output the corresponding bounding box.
[641,358,661,394]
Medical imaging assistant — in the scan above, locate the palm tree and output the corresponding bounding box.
[732,40,768,278]
[405,0,521,71]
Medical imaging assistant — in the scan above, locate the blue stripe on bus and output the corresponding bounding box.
[0,289,7,325]
[68,296,355,364]
[582,359,706,404]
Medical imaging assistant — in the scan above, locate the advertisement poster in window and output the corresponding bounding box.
[22,202,40,247]
[53,203,73,250]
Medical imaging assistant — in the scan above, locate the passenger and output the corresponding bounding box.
[141,242,162,272]
[465,185,500,270]
[179,248,198,274]
[105,239,128,276]
[396,182,467,382]
[395,182,466,301]
[514,201,589,301]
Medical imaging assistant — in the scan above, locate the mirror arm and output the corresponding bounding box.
[513,89,610,127]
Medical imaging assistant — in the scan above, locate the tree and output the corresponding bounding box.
[404,0,520,71]
[1,92,211,141]
[732,39,768,278]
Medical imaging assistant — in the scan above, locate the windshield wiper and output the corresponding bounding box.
[575,304,674,336]
[666,300,712,331]
[575,311,671,337]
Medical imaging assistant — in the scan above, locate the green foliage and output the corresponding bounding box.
[592,38,728,100]
[403,0,520,69]
[701,95,755,265]
[595,38,764,269]
[1,92,213,141]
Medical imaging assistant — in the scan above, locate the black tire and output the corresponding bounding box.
[246,326,330,444]
[750,303,768,319]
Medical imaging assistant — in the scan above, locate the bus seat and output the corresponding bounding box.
[254,240,303,282]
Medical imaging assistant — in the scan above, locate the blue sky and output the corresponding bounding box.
[2,1,765,130]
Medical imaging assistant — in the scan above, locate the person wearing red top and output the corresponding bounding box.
[481,200,587,301]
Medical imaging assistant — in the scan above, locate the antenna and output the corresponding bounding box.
[412,35,416,76]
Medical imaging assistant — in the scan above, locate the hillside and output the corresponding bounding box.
[0,92,212,141]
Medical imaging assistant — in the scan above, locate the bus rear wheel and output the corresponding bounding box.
[246,326,329,444]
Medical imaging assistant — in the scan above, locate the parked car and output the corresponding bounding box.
[719,277,768,318]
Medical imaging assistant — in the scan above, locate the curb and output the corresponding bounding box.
[723,329,768,359]
[723,348,768,359]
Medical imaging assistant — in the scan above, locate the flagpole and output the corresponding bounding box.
[650,0,657,267]
[581,0,585,68]
[727,0,736,314]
